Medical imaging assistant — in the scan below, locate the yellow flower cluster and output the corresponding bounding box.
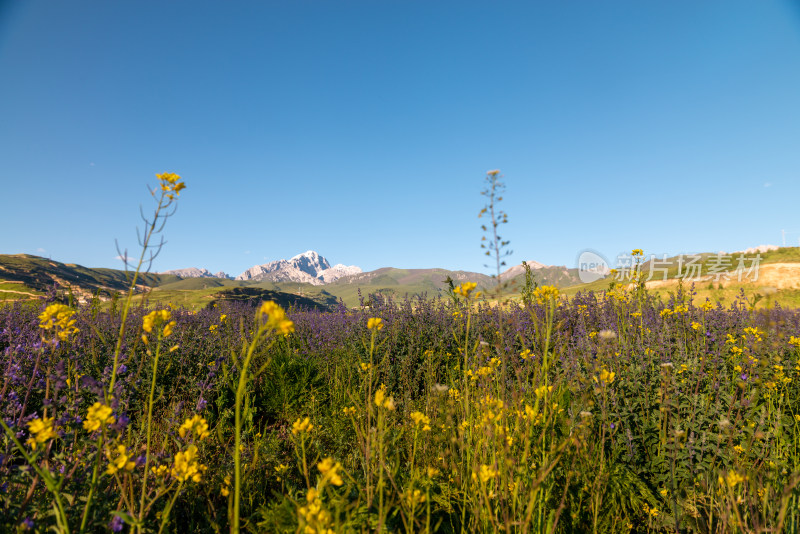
[719,470,745,488]
[534,385,553,398]
[594,368,616,386]
[274,463,289,482]
[38,304,79,341]
[374,385,395,410]
[84,402,115,432]
[367,317,384,330]
[298,488,335,534]
[409,411,431,431]
[259,301,295,335]
[789,336,800,348]
[473,464,498,484]
[631,249,644,257]
[150,464,168,477]
[404,488,427,508]
[292,417,314,435]
[157,172,186,200]
[26,417,56,450]
[317,457,344,486]
[171,444,206,482]
[743,327,763,342]
[453,282,479,298]
[178,415,210,440]
[106,444,136,475]
[221,475,232,496]
[142,309,175,344]
[532,285,560,305]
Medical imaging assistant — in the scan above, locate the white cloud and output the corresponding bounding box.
[36,247,46,253]
[764,182,772,188]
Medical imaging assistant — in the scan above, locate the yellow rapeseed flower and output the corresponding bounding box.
[721,470,745,488]
[453,282,478,298]
[473,464,498,484]
[317,457,344,486]
[106,444,136,475]
[532,285,560,305]
[367,317,384,330]
[38,303,79,341]
[83,402,115,432]
[142,309,174,338]
[405,489,426,508]
[178,415,210,441]
[26,417,56,450]
[292,416,313,435]
[157,172,186,200]
[594,368,616,385]
[171,444,206,482]
[410,411,431,431]
[259,301,294,335]
[151,465,168,477]
[374,385,396,410]
[298,487,334,534]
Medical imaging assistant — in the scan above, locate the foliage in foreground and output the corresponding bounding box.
[3,277,800,532]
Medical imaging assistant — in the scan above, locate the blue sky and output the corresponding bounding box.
[1,0,799,276]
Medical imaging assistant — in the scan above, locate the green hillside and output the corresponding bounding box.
[0,254,180,302]
[5,248,799,311]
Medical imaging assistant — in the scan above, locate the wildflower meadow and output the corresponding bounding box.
[3,174,800,533]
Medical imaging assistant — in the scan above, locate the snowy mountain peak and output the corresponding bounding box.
[235,251,361,285]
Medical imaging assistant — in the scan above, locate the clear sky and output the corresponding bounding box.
[2,0,799,277]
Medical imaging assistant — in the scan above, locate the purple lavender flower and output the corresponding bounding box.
[110,514,124,532]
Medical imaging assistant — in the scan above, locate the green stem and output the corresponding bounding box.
[138,338,162,532]
[79,437,103,533]
[232,325,269,533]
[158,481,184,534]
[107,193,167,401]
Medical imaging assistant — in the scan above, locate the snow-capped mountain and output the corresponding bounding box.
[500,260,549,279]
[161,267,232,279]
[235,251,362,285]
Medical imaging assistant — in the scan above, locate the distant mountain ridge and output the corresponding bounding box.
[161,267,232,279]
[4,246,795,309]
[158,252,580,288]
